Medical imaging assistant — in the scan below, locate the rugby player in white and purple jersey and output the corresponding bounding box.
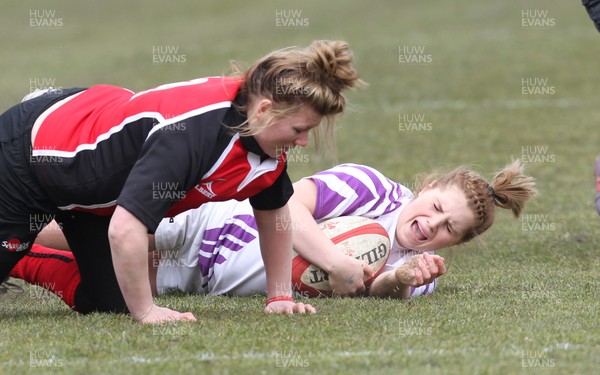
[150,163,441,298]
[12,160,537,304]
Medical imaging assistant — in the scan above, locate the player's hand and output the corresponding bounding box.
[328,256,374,296]
[395,253,446,287]
[264,300,316,314]
[135,304,197,324]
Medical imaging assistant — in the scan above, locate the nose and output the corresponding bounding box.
[429,213,450,231]
[294,131,309,147]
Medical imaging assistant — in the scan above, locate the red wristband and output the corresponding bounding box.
[265,296,295,306]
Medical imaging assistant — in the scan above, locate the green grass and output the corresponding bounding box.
[1,0,599,374]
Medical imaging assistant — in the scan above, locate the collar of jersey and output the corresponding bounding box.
[227,93,271,159]
[240,134,270,159]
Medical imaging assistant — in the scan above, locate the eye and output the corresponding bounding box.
[293,127,303,134]
[433,203,441,212]
[446,224,452,235]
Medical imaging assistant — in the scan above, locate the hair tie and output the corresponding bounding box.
[265,296,294,306]
[488,185,507,204]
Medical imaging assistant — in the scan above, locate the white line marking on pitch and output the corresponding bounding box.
[128,350,389,364]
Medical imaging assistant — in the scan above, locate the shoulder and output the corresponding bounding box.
[131,76,242,103]
[306,163,399,189]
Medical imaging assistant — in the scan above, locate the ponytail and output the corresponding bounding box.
[416,159,537,243]
[230,40,366,149]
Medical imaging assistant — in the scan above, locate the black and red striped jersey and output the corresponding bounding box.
[30,77,292,232]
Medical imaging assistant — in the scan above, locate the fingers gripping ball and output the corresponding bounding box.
[292,216,390,297]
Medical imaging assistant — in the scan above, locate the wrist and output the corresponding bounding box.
[265,296,295,306]
[132,303,156,322]
[321,249,347,274]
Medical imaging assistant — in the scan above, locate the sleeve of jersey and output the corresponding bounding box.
[249,163,294,210]
[410,278,438,298]
[116,112,223,233]
[304,163,405,221]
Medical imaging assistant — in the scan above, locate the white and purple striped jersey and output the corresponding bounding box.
[155,164,438,297]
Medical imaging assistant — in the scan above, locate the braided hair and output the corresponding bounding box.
[416,160,537,243]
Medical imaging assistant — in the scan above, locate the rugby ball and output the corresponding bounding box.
[292,216,390,297]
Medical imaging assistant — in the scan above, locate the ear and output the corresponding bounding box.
[253,98,273,120]
[418,180,437,195]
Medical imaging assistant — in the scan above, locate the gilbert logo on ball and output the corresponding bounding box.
[292,216,390,297]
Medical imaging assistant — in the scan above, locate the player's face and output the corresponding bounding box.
[253,105,322,158]
[395,184,476,251]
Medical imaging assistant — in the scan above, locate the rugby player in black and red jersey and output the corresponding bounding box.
[0,40,364,323]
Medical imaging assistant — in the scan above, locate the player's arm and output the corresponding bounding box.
[367,270,412,299]
[112,114,218,323]
[109,206,196,322]
[288,179,373,296]
[254,205,315,314]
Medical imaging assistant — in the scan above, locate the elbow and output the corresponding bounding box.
[108,216,128,247]
[108,206,146,248]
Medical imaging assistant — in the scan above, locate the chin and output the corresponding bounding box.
[411,243,428,251]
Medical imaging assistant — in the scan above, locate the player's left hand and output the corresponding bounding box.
[414,252,446,285]
[264,300,317,315]
[395,252,446,287]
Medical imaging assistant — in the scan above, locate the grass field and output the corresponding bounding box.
[1,0,599,374]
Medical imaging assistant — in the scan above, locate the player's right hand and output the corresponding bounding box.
[264,300,317,315]
[136,304,197,324]
[328,256,374,296]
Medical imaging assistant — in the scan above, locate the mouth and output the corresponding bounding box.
[411,220,428,242]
